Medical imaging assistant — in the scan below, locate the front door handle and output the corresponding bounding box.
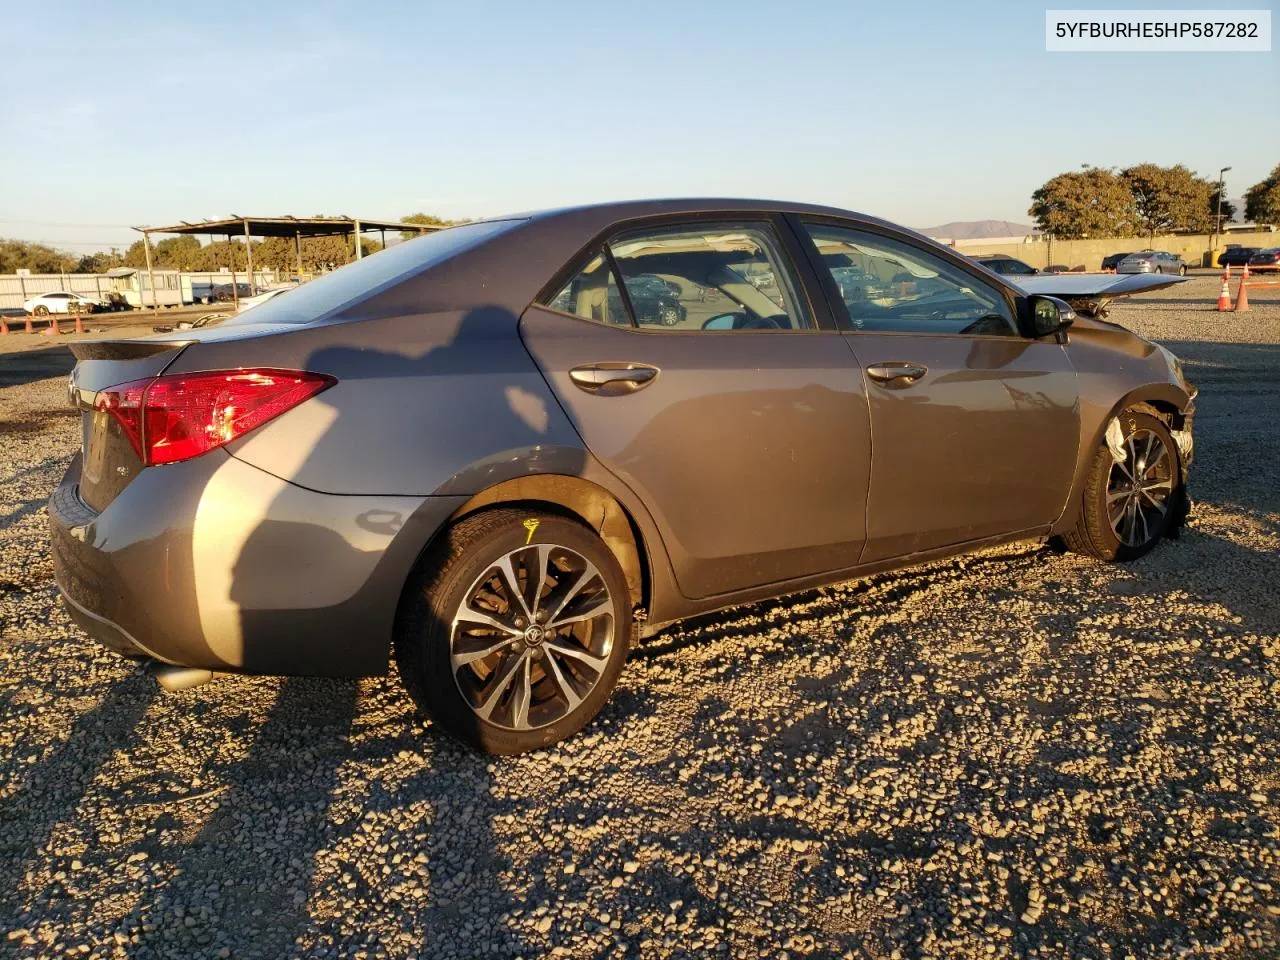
[568,363,659,395]
[866,362,928,386]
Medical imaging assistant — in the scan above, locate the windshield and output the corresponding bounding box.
[224,219,521,325]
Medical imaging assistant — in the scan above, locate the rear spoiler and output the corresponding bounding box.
[69,339,195,362]
[1012,274,1187,318]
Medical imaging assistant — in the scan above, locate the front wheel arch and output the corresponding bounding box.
[1050,385,1193,537]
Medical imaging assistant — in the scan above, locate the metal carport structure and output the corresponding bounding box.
[133,215,441,309]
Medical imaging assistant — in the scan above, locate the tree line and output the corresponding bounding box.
[1029,162,1280,242]
[0,213,463,275]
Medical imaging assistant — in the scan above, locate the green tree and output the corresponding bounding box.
[1121,163,1214,243]
[76,249,124,272]
[1243,163,1280,225]
[1209,182,1236,227]
[0,239,77,273]
[399,212,462,240]
[1028,167,1136,239]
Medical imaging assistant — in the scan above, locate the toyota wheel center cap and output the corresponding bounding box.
[523,625,544,646]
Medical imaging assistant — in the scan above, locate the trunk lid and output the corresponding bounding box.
[68,338,193,512]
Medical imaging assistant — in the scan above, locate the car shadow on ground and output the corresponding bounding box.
[0,345,77,390]
[0,676,158,923]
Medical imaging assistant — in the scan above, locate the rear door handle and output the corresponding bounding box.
[866,362,928,386]
[568,363,659,395]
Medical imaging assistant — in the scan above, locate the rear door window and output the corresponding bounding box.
[607,222,812,331]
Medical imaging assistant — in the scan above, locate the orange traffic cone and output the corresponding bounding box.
[74,309,84,334]
[1234,278,1250,313]
[24,315,33,334]
[1216,274,1232,311]
[49,314,61,335]
[0,316,9,335]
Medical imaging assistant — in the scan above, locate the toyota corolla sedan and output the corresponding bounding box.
[49,199,1196,754]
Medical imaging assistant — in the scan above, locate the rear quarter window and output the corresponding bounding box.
[223,219,521,326]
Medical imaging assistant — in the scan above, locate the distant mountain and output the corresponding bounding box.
[917,220,1036,240]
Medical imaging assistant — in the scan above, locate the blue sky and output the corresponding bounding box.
[1,0,1276,251]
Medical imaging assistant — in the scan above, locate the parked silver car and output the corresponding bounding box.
[1117,251,1187,276]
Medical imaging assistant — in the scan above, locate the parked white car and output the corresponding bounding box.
[23,291,107,315]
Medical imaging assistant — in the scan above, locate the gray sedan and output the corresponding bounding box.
[49,198,1196,754]
[1117,250,1187,275]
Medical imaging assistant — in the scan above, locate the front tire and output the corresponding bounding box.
[33,305,49,316]
[1061,407,1183,562]
[395,508,632,754]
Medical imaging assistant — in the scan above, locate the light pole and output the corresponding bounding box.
[1214,165,1232,256]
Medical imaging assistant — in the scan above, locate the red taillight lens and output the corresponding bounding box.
[96,368,335,466]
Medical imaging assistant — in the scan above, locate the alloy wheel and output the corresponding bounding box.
[449,543,615,731]
[1107,428,1175,547]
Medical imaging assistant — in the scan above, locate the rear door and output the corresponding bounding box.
[793,218,1080,563]
[520,217,872,600]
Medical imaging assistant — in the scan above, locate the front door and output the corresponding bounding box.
[796,220,1080,563]
[520,219,872,600]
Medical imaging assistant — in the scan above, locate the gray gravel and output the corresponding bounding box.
[2,278,1278,959]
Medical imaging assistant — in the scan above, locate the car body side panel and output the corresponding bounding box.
[1050,318,1195,534]
[163,308,588,497]
[846,333,1080,561]
[49,448,466,675]
[519,306,873,600]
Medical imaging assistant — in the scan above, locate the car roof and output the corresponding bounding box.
[489,197,921,239]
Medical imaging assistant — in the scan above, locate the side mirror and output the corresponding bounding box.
[1029,295,1075,342]
[701,312,739,331]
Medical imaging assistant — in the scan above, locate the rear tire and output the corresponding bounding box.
[394,508,632,754]
[1061,406,1183,562]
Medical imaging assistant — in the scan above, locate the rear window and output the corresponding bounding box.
[223,219,521,326]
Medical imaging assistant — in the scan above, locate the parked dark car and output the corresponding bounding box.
[970,255,1038,276]
[1246,248,1280,270]
[1101,252,1134,271]
[1217,246,1260,267]
[549,271,685,326]
[50,199,1196,754]
[211,282,255,302]
[617,273,687,325]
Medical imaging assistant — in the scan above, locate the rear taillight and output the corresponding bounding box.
[96,368,335,466]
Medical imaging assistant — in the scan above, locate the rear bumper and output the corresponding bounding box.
[49,451,466,677]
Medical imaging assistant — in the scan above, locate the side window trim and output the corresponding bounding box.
[789,215,1023,338]
[538,246,637,329]
[780,212,860,336]
[601,245,638,327]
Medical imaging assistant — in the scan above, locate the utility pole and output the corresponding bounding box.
[142,230,158,310]
[1214,165,1232,258]
[243,219,256,295]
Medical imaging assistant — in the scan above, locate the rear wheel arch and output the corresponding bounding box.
[447,475,650,613]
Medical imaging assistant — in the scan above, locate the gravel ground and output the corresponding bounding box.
[1,276,1278,959]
